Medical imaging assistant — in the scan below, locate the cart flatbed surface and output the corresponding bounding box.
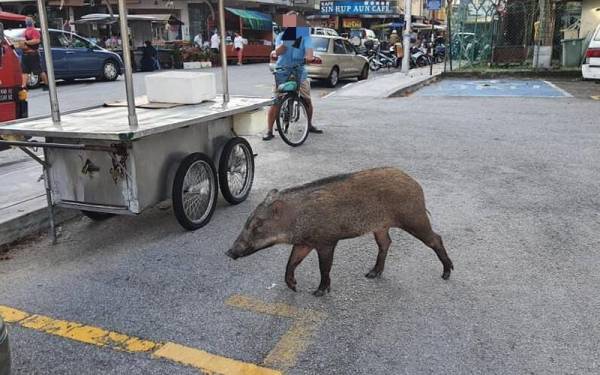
[0,96,272,141]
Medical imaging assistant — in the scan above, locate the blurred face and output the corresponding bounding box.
[283,14,299,27]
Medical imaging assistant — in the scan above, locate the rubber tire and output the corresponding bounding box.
[172,153,218,231]
[27,72,40,89]
[327,67,339,87]
[81,211,114,221]
[218,137,254,205]
[417,56,428,67]
[358,64,369,80]
[369,58,381,71]
[276,95,309,147]
[101,60,119,81]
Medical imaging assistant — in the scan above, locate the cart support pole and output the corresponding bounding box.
[218,0,230,104]
[36,0,60,124]
[42,149,57,244]
[117,0,138,129]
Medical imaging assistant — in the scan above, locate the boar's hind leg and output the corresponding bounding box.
[314,243,337,297]
[285,245,313,292]
[403,216,454,280]
[366,229,392,279]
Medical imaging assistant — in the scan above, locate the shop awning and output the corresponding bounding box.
[226,8,272,31]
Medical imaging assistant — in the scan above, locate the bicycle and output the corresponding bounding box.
[273,64,310,147]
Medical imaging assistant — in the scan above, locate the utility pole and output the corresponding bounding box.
[401,0,412,73]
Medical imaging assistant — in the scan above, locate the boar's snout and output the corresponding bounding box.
[225,249,240,260]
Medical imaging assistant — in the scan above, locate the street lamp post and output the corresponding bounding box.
[401,0,412,73]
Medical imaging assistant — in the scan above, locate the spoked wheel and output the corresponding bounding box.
[172,153,218,230]
[218,137,254,205]
[276,95,309,147]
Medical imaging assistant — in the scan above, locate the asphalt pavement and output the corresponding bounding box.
[1,67,600,374]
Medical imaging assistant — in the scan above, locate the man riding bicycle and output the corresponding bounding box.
[263,11,323,141]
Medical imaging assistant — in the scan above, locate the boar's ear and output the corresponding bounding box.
[265,189,279,204]
[270,200,285,219]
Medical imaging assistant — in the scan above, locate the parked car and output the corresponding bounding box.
[349,28,379,50]
[0,317,10,375]
[5,28,123,88]
[307,35,369,87]
[582,23,600,80]
[311,27,338,37]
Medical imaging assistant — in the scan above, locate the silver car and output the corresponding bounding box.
[0,317,9,375]
[307,35,370,87]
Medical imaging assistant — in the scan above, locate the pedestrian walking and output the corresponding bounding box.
[234,32,245,65]
[193,33,203,48]
[210,30,220,65]
[20,17,48,91]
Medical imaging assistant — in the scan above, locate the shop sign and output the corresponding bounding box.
[426,0,442,10]
[342,18,362,28]
[320,1,396,15]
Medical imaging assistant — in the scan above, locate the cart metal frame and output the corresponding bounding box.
[0,0,271,243]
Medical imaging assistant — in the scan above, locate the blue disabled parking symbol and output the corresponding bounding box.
[415,79,572,98]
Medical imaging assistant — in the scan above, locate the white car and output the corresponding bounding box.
[311,27,338,37]
[582,24,600,80]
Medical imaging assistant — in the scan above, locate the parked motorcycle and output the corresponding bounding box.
[410,46,429,68]
[367,43,400,71]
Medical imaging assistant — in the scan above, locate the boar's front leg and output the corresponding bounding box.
[366,229,391,279]
[285,245,313,292]
[314,242,337,297]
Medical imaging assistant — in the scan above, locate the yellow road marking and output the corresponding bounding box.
[225,294,326,371]
[0,305,280,375]
[154,343,280,375]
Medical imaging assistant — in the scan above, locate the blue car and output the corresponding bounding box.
[6,28,123,87]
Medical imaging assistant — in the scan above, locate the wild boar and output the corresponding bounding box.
[226,167,453,296]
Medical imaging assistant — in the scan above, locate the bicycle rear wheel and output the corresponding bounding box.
[275,94,309,147]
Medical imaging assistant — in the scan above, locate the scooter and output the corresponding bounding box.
[410,46,429,68]
[368,44,400,71]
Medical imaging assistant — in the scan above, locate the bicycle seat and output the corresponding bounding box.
[277,81,298,93]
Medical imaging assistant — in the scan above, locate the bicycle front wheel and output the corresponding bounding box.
[275,94,309,147]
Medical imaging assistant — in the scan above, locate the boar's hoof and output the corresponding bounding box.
[312,288,330,297]
[285,277,297,292]
[442,270,451,280]
[365,269,382,279]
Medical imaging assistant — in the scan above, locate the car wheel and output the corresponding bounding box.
[358,64,369,80]
[101,60,119,81]
[27,73,40,88]
[327,67,339,87]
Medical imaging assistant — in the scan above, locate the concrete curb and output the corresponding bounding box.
[387,74,441,98]
[0,203,79,249]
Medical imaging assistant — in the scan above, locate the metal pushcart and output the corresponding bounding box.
[0,0,272,242]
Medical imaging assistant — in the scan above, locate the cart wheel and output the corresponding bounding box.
[172,153,218,230]
[218,137,254,205]
[81,211,114,221]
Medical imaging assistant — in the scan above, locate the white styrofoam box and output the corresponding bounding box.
[233,108,268,136]
[183,61,201,70]
[145,71,216,104]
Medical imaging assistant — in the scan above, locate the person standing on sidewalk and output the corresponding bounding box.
[263,11,322,141]
[210,30,220,65]
[21,17,48,91]
[234,32,245,65]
